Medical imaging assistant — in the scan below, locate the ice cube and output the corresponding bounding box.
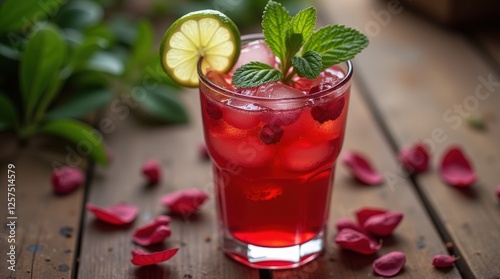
[208,131,275,167]
[254,82,306,110]
[281,141,335,172]
[206,69,234,90]
[223,99,264,129]
[231,40,277,71]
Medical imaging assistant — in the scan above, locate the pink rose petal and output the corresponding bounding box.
[355,207,388,226]
[432,254,457,268]
[334,228,381,255]
[133,216,172,246]
[130,248,179,266]
[142,159,162,184]
[335,218,365,233]
[363,211,404,237]
[342,151,384,185]
[373,251,406,277]
[86,202,138,225]
[398,142,430,173]
[161,188,209,215]
[440,146,477,188]
[51,167,85,195]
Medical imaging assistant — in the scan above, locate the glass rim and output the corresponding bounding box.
[197,33,353,101]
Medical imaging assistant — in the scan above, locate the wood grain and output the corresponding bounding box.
[77,90,259,279]
[316,0,500,278]
[0,135,86,279]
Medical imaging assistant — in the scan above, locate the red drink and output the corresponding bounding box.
[198,35,352,268]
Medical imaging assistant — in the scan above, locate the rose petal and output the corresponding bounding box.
[432,254,457,268]
[199,143,210,160]
[51,167,85,195]
[363,211,404,237]
[130,248,179,266]
[142,159,162,184]
[161,188,209,215]
[335,218,365,233]
[496,185,500,200]
[355,207,388,226]
[86,202,138,225]
[133,216,172,246]
[334,228,381,255]
[440,146,477,187]
[373,251,406,277]
[342,151,384,185]
[398,142,430,173]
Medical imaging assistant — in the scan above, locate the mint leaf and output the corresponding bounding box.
[283,7,316,72]
[292,51,322,79]
[262,1,290,67]
[303,25,368,69]
[233,62,283,88]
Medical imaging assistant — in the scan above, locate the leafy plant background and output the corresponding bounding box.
[0,0,188,165]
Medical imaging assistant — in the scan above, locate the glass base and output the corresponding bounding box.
[221,229,325,269]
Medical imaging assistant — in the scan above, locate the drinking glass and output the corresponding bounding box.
[198,34,352,269]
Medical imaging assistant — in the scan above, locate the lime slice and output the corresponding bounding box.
[160,10,241,87]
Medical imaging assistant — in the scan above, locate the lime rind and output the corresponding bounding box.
[160,10,241,87]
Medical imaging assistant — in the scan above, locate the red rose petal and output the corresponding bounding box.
[373,251,406,277]
[86,202,138,225]
[355,207,388,226]
[398,142,430,173]
[432,254,457,268]
[133,216,172,246]
[342,151,384,185]
[334,228,381,255]
[51,167,85,195]
[161,188,209,215]
[142,159,162,184]
[335,218,365,233]
[363,211,404,237]
[199,143,210,160]
[130,248,179,266]
[440,146,477,187]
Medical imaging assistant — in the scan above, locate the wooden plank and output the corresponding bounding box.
[271,83,460,278]
[0,135,85,278]
[472,26,500,67]
[317,0,500,278]
[77,90,260,279]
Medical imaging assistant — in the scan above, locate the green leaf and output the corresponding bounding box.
[0,93,19,131]
[55,0,104,29]
[139,86,189,124]
[86,51,124,75]
[72,36,109,72]
[39,119,108,165]
[0,43,20,60]
[0,0,63,32]
[108,16,137,46]
[125,20,153,76]
[303,25,368,69]
[262,1,290,66]
[292,50,322,79]
[285,6,316,59]
[232,62,283,88]
[45,88,113,121]
[20,24,66,122]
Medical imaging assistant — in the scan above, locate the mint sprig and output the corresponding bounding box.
[232,1,368,89]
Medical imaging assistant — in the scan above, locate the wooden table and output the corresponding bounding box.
[1,1,499,278]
